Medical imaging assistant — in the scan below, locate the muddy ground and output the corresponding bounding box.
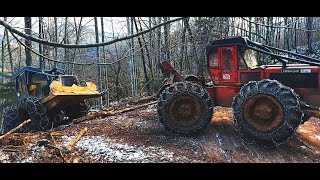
[1,102,320,163]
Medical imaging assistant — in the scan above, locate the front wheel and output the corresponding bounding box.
[232,79,303,148]
[157,81,213,135]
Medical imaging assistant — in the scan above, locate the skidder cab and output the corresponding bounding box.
[1,66,101,134]
[158,36,320,148]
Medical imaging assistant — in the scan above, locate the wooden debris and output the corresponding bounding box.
[67,127,88,151]
[73,101,157,124]
[2,148,20,152]
[50,132,59,147]
[0,119,31,141]
[49,132,68,163]
[112,101,157,114]
[101,95,156,111]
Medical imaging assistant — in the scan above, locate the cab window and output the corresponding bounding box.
[208,48,219,69]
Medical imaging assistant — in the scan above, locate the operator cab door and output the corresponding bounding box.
[237,47,263,85]
[208,46,237,85]
[219,46,237,84]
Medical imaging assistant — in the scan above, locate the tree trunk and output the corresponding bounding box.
[294,17,298,49]
[134,17,150,95]
[180,19,187,71]
[94,17,102,107]
[185,18,199,75]
[38,17,44,69]
[156,17,162,77]
[24,17,32,66]
[110,17,121,101]
[127,17,136,97]
[18,43,22,69]
[54,17,58,67]
[248,17,252,39]
[1,30,4,74]
[137,17,153,80]
[71,17,82,73]
[64,17,69,73]
[284,17,290,50]
[4,17,13,74]
[306,17,313,54]
[163,17,170,62]
[100,17,109,107]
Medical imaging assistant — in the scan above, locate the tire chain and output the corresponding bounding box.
[1,106,18,134]
[17,96,50,132]
[232,79,303,148]
[157,81,214,135]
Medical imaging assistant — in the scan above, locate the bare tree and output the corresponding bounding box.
[4,17,13,74]
[134,17,150,94]
[24,17,32,66]
[306,17,313,54]
[94,17,102,107]
[39,17,44,69]
[1,25,4,74]
[127,17,136,97]
[137,17,153,81]
[64,17,69,73]
[163,17,170,62]
[54,17,58,66]
[100,17,109,107]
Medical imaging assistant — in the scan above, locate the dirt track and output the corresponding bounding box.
[1,104,320,163]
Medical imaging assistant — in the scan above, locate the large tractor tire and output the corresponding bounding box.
[157,81,213,135]
[232,79,303,148]
[17,96,50,132]
[1,106,18,134]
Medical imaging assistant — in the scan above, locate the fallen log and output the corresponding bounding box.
[73,101,157,124]
[101,95,157,111]
[127,95,157,106]
[0,119,31,141]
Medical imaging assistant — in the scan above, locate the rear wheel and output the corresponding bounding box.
[17,96,50,132]
[232,79,303,148]
[157,81,213,135]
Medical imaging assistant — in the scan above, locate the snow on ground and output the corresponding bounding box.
[62,135,195,163]
[0,150,10,163]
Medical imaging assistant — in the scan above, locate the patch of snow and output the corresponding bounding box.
[0,150,10,163]
[62,135,194,162]
[19,156,35,163]
[16,144,48,163]
[216,132,222,145]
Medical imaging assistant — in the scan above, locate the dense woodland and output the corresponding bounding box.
[1,17,320,111]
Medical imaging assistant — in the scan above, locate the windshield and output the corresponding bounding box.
[239,48,262,69]
[60,75,79,86]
